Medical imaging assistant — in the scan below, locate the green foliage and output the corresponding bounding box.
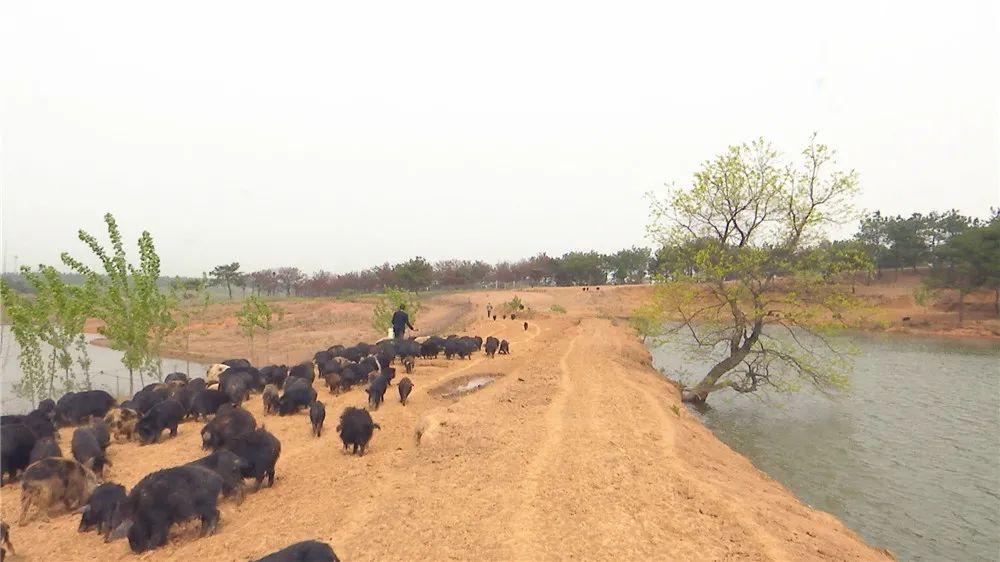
[500,295,524,315]
[913,284,938,311]
[235,295,279,361]
[550,304,567,314]
[802,240,874,283]
[1,282,48,406]
[647,135,865,403]
[628,303,664,343]
[884,215,927,272]
[855,209,975,274]
[922,216,1000,322]
[393,257,434,291]
[60,213,177,393]
[606,246,651,284]
[209,262,242,300]
[553,251,606,286]
[0,265,97,405]
[372,287,422,335]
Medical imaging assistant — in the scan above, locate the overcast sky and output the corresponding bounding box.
[2,1,997,276]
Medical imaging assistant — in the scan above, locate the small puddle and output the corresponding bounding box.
[432,373,502,398]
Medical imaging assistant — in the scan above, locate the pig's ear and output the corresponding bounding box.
[74,504,90,515]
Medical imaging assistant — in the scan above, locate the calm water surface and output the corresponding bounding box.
[1,325,206,414]
[650,331,1000,562]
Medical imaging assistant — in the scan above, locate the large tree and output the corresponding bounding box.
[521,253,556,285]
[647,136,866,403]
[247,269,273,296]
[923,215,1000,323]
[884,214,928,276]
[209,262,242,299]
[275,267,305,297]
[392,257,434,291]
[606,246,651,284]
[855,211,890,278]
[553,251,607,286]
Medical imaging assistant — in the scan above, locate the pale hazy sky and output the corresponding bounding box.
[2,1,997,276]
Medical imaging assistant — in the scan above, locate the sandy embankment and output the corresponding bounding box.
[3,286,896,561]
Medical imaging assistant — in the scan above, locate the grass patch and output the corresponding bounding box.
[550,304,567,314]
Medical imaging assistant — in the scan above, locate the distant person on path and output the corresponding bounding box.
[392,304,416,339]
[487,302,493,318]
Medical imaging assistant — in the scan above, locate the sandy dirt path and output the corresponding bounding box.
[1,287,892,561]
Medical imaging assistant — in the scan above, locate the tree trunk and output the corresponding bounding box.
[226,281,233,300]
[994,287,999,317]
[958,291,966,325]
[681,349,750,403]
[48,349,57,398]
[681,309,763,403]
[128,367,134,395]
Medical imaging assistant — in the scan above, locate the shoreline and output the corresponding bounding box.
[1,285,894,560]
[162,286,898,558]
[77,315,1000,370]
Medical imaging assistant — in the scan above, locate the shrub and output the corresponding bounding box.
[372,287,422,335]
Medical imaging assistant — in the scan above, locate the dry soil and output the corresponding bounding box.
[3,286,899,561]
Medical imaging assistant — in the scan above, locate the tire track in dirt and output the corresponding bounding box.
[509,327,581,559]
[1,288,893,562]
[507,319,778,560]
[592,319,785,560]
[321,318,540,554]
[330,316,554,560]
[599,322,787,560]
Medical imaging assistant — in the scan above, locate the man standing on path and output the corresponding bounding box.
[392,304,416,339]
[486,302,493,318]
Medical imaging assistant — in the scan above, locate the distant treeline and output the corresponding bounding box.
[208,247,653,298]
[853,208,1000,319]
[6,208,996,301]
[855,209,998,277]
[0,248,651,298]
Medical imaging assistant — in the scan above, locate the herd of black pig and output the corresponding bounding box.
[0,332,510,560]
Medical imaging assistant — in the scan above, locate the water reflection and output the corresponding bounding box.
[1,326,207,414]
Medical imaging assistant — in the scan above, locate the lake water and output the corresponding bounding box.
[1,325,207,415]
[650,331,1000,561]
